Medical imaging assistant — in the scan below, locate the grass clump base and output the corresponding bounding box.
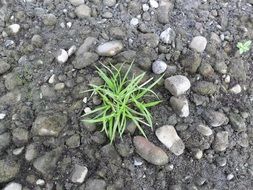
[82,62,162,143]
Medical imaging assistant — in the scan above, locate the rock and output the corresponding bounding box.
[115,136,134,157]
[71,164,88,184]
[0,132,10,152]
[85,179,107,190]
[229,113,246,132]
[66,134,80,148]
[54,83,65,90]
[160,28,176,44]
[12,127,29,146]
[3,182,22,190]
[56,49,68,64]
[33,147,62,176]
[36,179,45,186]
[149,0,158,8]
[192,81,217,95]
[155,125,185,156]
[100,144,122,166]
[196,124,212,136]
[194,149,203,160]
[69,0,84,6]
[133,136,168,165]
[180,50,201,74]
[31,34,43,48]
[199,63,214,78]
[73,52,99,69]
[157,0,173,24]
[48,74,55,84]
[130,18,139,26]
[4,73,23,91]
[229,59,247,82]
[0,60,11,74]
[43,14,57,26]
[190,36,207,53]
[215,62,227,74]
[0,159,20,183]
[25,143,38,161]
[143,4,149,11]
[139,33,159,48]
[67,45,77,56]
[227,173,234,181]
[103,0,116,6]
[96,41,123,56]
[7,24,20,35]
[75,5,91,18]
[170,96,189,117]
[237,132,249,147]
[164,75,191,96]
[13,147,24,155]
[203,110,228,127]
[229,84,241,94]
[213,131,229,152]
[32,114,67,137]
[76,37,98,55]
[91,131,106,144]
[152,60,167,74]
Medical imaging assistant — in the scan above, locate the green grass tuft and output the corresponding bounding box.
[81,62,162,143]
[237,40,252,54]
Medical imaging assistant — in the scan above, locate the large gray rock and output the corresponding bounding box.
[165,75,191,96]
[4,73,23,91]
[157,0,174,24]
[155,125,185,156]
[33,147,62,176]
[96,41,123,56]
[12,127,29,146]
[0,60,11,74]
[43,14,57,26]
[133,136,168,165]
[196,124,213,136]
[0,159,20,183]
[25,143,39,161]
[32,114,67,137]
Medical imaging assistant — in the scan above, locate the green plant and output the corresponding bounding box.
[81,62,162,143]
[237,40,252,54]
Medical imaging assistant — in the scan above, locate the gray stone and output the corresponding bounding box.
[96,41,123,56]
[199,63,214,78]
[32,114,67,137]
[0,60,11,74]
[203,110,228,127]
[215,61,227,74]
[213,131,229,152]
[0,159,20,183]
[180,50,201,74]
[115,137,134,157]
[66,134,81,148]
[91,131,106,144]
[139,33,159,48]
[190,36,207,53]
[160,27,176,44]
[157,0,174,24]
[85,179,106,190]
[133,136,168,165]
[170,96,189,117]
[101,144,122,166]
[56,49,68,64]
[43,14,57,26]
[0,132,10,152]
[73,52,99,69]
[192,81,217,95]
[196,124,212,136]
[76,37,98,56]
[25,143,38,161]
[69,0,84,6]
[12,127,29,146]
[155,125,185,156]
[75,5,91,18]
[7,24,20,35]
[54,83,65,90]
[33,147,62,176]
[237,132,249,147]
[31,34,43,48]
[229,113,246,132]
[152,60,167,74]
[103,0,116,7]
[41,85,56,98]
[165,75,191,96]
[4,73,23,91]
[3,182,22,190]
[71,164,88,183]
[229,59,247,81]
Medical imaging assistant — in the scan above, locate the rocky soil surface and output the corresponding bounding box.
[0,0,253,190]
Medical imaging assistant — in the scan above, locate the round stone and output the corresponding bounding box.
[75,4,91,18]
[190,36,207,53]
[152,60,167,74]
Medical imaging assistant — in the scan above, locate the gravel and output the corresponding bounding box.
[165,75,191,96]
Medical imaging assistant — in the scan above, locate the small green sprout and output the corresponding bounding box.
[237,40,252,54]
[81,62,162,143]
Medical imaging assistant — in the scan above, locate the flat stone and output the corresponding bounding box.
[203,110,228,127]
[149,0,158,8]
[170,96,189,117]
[73,52,99,69]
[157,0,173,24]
[7,24,20,35]
[155,125,185,156]
[196,124,213,136]
[69,0,84,6]
[43,14,57,26]
[0,60,11,74]
[192,81,217,95]
[85,179,107,190]
[25,143,38,161]
[152,60,167,74]
[75,5,91,18]
[165,75,191,96]
[3,182,22,190]
[54,83,65,90]
[229,84,241,94]
[180,50,201,74]
[71,164,88,184]
[133,136,168,165]
[199,63,214,78]
[96,41,123,56]
[103,0,116,6]
[12,127,29,146]
[229,113,246,132]
[190,36,207,53]
[0,132,10,152]
[0,159,20,183]
[32,114,67,137]
[160,27,176,44]
[213,131,229,152]
[76,37,98,56]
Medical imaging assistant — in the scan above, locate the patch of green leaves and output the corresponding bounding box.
[81,62,162,143]
[237,40,252,54]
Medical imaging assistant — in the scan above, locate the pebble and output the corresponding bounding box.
[85,179,106,190]
[152,60,167,74]
[56,49,68,64]
[103,0,116,7]
[143,4,150,11]
[54,83,65,90]
[13,147,24,155]
[36,179,45,186]
[0,132,10,152]
[164,75,191,96]
[157,0,173,24]
[43,14,57,26]
[0,159,20,183]
[149,0,159,8]
[155,125,185,156]
[8,24,20,35]
[75,5,91,18]
[67,45,77,56]
[229,113,246,132]
[0,113,6,119]
[215,62,227,74]
[190,36,207,53]
[170,96,189,117]
[229,84,241,94]
[203,110,228,127]
[0,60,11,74]
[96,41,123,56]
[84,107,92,114]
[48,74,55,84]
[130,18,139,26]
[224,75,230,83]
[227,173,234,181]
[71,164,88,183]
[133,136,168,165]
[192,81,217,95]
[215,157,227,167]
[69,0,84,6]
[199,63,214,78]
[181,50,201,74]
[25,143,38,161]
[31,34,43,48]
[194,149,203,160]
[3,182,22,190]
[73,52,99,69]
[213,131,229,152]
[160,27,176,44]
[196,124,213,136]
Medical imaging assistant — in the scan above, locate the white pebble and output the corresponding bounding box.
[149,0,159,8]
[83,97,88,103]
[56,49,68,64]
[0,113,6,120]
[227,173,234,181]
[224,75,230,83]
[3,182,22,190]
[152,60,167,74]
[48,74,55,84]
[84,107,91,114]
[160,28,175,44]
[68,45,77,56]
[67,22,72,28]
[8,24,20,34]
[142,4,150,11]
[229,84,241,94]
[13,147,24,155]
[60,22,65,28]
[194,149,203,160]
[36,179,45,186]
[130,18,139,26]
